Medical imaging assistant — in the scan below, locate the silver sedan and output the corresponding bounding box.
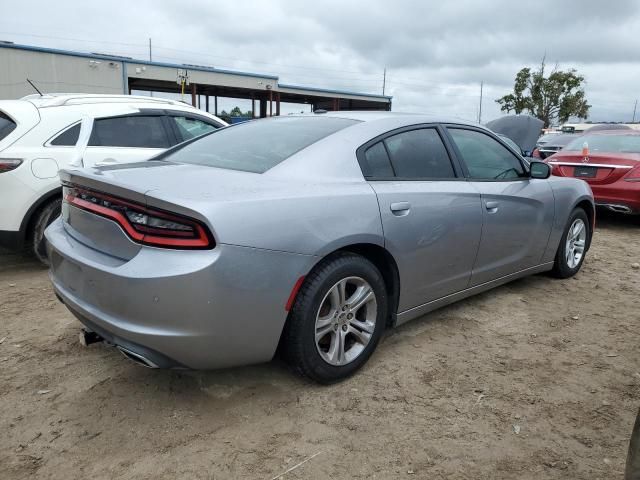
[46,112,594,383]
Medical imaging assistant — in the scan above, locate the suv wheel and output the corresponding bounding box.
[32,198,62,266]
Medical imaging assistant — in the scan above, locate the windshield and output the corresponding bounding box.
[0,111,17,142]
[564,134,640,154]
[165,116,359,173]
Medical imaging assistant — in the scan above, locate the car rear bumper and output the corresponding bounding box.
[592,182,640,214]
[45,218,316,369]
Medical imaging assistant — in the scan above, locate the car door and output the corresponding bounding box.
[445,126,554,286]
[359,125,483,312]
[81,114,172,167]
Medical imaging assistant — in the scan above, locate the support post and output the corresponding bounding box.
[269,88,273,117]
[333,98,339,111]
[276,92,280,116]
[260,98,267,118]
[205,95,209,112]
[214,96,218,116]
[251,95,255,118]
[191,83,197,108]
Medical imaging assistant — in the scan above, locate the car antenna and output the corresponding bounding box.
[26,78,43,96]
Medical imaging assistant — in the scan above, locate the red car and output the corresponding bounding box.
[546,130,640,214]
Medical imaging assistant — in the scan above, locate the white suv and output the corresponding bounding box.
[0,94,227,263]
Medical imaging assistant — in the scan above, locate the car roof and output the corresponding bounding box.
[287,110,481,128]
[580,129,640,136]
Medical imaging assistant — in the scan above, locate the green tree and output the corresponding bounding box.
[496,59,590,127]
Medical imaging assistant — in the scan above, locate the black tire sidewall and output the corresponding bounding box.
[287,253,388,383]
[32,199,62,266]
[554,208,590,278]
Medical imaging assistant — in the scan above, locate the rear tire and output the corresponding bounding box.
[551,207,590,278]
[32,198,62,266]
[281,252,388,384]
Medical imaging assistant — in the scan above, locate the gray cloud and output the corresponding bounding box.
[1,0,639,121]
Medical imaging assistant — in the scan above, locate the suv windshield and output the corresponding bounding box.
[0,111,17,142]
[564,134,640,154]
[165,116,359,173]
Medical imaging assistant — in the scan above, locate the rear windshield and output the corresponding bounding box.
[0,111,17,142]
[564,134,640,154]
[164,116,359,173]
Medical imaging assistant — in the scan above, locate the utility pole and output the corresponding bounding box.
[382,68,387,96]
[633,99,638,123]
[478,81,483,123]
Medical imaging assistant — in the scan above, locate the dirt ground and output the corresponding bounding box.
[1,211,638,480]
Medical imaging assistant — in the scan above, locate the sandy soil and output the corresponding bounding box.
[1,211,639,480]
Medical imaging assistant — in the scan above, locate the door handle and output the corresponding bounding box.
[485,201,499,213]
[390,202,411,216]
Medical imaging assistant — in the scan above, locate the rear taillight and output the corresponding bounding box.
[0,158,23,173]
[624,165,640,182]
[64,184,214,249]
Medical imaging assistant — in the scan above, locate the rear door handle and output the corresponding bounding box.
[485,201,499,213]
[390,202,411,216]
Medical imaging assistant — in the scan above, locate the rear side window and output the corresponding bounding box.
[165,116,359,173]
[0,111,17,142]
[89,116,170,148]
[172,116,220,142]
[50,123,81,146]
[383,128,456,179]
[362,142,394,177]
[448,128,526,180]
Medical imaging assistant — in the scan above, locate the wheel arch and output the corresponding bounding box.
[19,187,62,245]
[290,241,401,328]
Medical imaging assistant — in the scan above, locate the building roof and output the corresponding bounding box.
[0,41,392,102]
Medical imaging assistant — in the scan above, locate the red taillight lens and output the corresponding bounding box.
[625,165,640,182]
[64,185,214,249]
[0,158,23,173]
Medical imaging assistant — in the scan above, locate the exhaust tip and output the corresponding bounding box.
[117,346,159,368]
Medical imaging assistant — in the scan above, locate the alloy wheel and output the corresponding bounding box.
[565,218,587,269]
[314,276,377,366]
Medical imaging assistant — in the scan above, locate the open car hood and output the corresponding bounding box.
[486,114,544,153]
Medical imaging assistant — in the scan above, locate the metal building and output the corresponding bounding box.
[0,41,392,116]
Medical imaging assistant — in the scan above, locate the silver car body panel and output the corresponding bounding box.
[46,112,594,369]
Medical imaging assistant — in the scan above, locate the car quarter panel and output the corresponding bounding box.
[46,218,317,369]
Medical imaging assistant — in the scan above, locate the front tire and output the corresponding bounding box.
[551,207,590,278]
[282,253,388,384]
[32,198,62,266]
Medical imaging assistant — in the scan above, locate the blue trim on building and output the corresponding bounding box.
[0,41,392,102]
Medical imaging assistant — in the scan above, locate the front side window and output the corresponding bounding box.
[50,123,81,146]
[165,116,359,173]
[383,128,456,179]
[88,116,170,148]
[172,116,220,142]
[448,128,526,180]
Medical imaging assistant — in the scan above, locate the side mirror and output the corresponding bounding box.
[530,161,551,179]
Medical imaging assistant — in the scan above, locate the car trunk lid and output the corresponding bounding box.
[547,152,640,185]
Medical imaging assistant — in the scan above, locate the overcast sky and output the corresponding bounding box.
[1,0,639,122]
